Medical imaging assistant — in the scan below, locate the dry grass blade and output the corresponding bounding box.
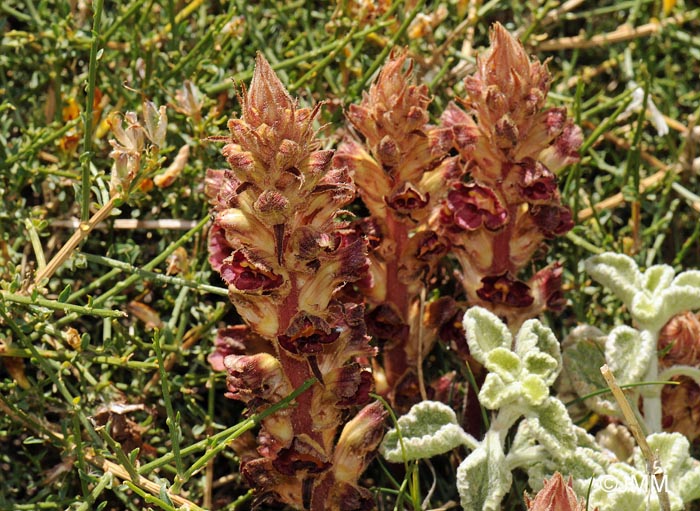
[600,365,671,511]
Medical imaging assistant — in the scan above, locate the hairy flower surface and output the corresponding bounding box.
[208,54,380,510]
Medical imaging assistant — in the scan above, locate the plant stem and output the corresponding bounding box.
[155,331,186,490]
[138,377,317,476]
[81,0,104,222]
[643,331,662,433]
[29,216,210,341]
[1,291,125,318]
[74,472,113,511]
[81,252,228,296]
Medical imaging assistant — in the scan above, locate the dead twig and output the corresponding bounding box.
[600,365,671,511]
[536,13,692,51]
[577,122,694,221]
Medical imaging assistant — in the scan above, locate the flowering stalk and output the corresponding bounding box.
[335,50,457,407]
[437,23,582,330]
[207,54,384,510]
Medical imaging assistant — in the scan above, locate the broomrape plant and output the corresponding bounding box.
[207,55,384,510]
[206,23,583,510]
[435,22,581,332]
[335,49,456,409]
[205,21,700,511]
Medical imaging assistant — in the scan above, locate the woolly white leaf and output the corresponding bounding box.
[523,398,577,453]
[585,253,641,306]
[586,463,648,511]
[641,264,675,294]
[636,433,691,482]
[380,401,474,462]
[653,285,700,332]
[587,254,700,333]
[677,459,700,502]
[478,373,520,410]
[512,421,610,496]
[463,307,512,365]
[514,319,561,370]
[522,351,559,388]
[484,347,521,378]
[562,326,619,416]
[634,433,700,508]
[671,270,700,288]
[605,326,652,385]
[629,292,659,330]
[520,374,550,407]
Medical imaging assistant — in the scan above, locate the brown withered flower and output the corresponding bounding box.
[437,22,581,329]
[207,54,382,510]
[659,311,700,368]
[659,311,700,443]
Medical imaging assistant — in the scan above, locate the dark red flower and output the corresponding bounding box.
[278,314,340,354]
[386,182,430,214]
[519,158,557,203]
[442,183,508,231]
[477,274,534,308]
[531,204,574,238]
[224,353,290,404]
[334,367,373,407]
[327,482,375,511]
[530,263,566,311]
[365,303,408,344]
[208,224,233,272]
[208,325,248,371]
[398,230,450,283]
[272,446,330,476]
[219,250,283,292]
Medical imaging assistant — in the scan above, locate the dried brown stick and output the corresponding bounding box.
[537,13,690,51]
[32,196,119,288]
[50,218,198,230]
[577,125,688,221]
[600,365,670,511]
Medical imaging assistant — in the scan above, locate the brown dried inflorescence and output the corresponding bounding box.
[207,54,384,510]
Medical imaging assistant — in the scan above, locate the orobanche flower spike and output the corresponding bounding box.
[436,22,582,330]
[207,54,383,510]
[335,49,457,408]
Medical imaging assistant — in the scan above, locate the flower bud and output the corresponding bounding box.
[525,473,589,511]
